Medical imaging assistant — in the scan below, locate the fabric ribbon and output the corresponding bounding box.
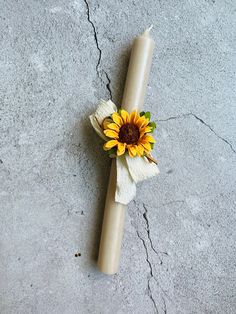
[89,100,160,205]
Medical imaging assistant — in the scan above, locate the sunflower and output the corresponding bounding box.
[102,109,156,157]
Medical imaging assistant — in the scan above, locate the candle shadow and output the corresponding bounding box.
[67,109,110,269]
[110,45,131,105]
[82,117,111,264]
[68,46,131,271]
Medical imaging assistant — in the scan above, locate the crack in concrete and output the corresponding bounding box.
[158,113,191,122]
[83,0,101,72]
[191,113,236,154]
[136,230,158,314]
[158,113,236,154]
[83,0,113,99]
[104,71,112,100]
[143,204,169,265]
[133,202,173,312]
[162,296,167,314]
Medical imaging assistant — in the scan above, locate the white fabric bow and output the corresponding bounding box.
[89,100,160,205]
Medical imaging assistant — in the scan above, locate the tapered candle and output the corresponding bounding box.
[97,27,155,275]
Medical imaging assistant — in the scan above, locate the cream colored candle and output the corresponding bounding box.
[97,27,155,275]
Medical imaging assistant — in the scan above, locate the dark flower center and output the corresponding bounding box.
[119,123,140,144]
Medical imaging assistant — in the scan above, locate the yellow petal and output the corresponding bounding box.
[103,140,118,150]
[143,126,153,133]
[136,144,144,157]
[117,142,126,156]
[143,135,156,143]
[120,109,130,123]
[102,117,113,129]
[107,123,120,132]
[139,125,152,138]
[104,129,119,138]
[112,112,123,126]
[141,119,150,128]
[130,111,138,123]
[136,115,149,128]
[141,142,152,152]
[139,128,150,138]
[127,145,137,157]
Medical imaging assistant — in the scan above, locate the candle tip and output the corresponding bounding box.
[142,25,153,37]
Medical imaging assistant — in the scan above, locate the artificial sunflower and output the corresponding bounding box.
[89,100,159,204]
[103,109,156,157]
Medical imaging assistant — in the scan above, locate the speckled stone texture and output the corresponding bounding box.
[0,1,236,313]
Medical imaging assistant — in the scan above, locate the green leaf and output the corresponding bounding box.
[117,109,122,115]
[144,111,151,120]
[108,147,117,156]
[147,121,156,133]
[148,121,156,129]
[150,143,155,149]
[139,111,145,117]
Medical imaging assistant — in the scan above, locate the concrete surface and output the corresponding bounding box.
[0,0,236,313]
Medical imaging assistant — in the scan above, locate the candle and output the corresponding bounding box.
[97,27,155,275]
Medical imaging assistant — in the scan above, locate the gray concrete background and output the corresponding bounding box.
[0,0,236,313]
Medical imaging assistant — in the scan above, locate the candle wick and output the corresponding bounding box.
[142,25,153,37]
